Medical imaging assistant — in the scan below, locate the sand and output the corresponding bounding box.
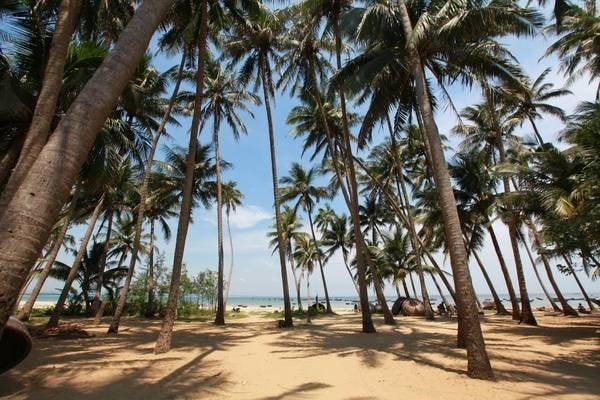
[1,311,598,399]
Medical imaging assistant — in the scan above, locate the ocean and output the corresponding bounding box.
[22,292,598,309]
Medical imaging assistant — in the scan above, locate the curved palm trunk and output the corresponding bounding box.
[472,249,510,315]
[431,273,452,311]
[563,256,595,311]
[520,232,561,312]
[108,48,188,335]
[214,117,225,326]
[342,252,360,297]
[402,279,411,298]
[259,55,293,328]
[408,272,418,298]
[224,211,234,308]
[395,157,433,319]
[154,2,209,353]
[307,211,332,313]
[528,117,545,147]
[17,193,78,321]
[486,225,521,319]
[47,196,104,328]
[145,220,156,317]
[483,84,536,326]
[371,268,395,325]
[92,208,114,322]
[0,0,175,334]
[332,18,376,334]
[0,0,82,218]
[528,226,577,316]
[397,0,493,379]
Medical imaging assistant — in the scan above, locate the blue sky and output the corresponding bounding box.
[36,2,598,299]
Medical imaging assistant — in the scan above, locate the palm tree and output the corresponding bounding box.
[293,233,323,322]
[280,163,333,313]
[222,181,243,308]
[0,0,175,333]
[357,195,396,324]
[305,0,376,333]
[143,171,178,317]
[49,241,127,314]
[545,4,600,98]
[502,68,571,146]
[47,195,105,328]
[0,0,82,214]
[200,63,258,325]
[224,4,293,327]
[269,206,306,312]
[320,212,359,297]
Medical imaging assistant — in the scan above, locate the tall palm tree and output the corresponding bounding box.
[293,233,322,322]
[320,212,359,296]
[222,181,243,308]
[305,0,376,333]
[143,170,178,317]
[0,0,175,333]
[0,0,82,215]
[502,68,571,146]
[280,163,333,313]
[224,4,293,327]
[545,4,600,98]
[200,63,258,325]
[269,206,306,312]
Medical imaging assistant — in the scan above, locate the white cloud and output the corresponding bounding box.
[202,205,273,229]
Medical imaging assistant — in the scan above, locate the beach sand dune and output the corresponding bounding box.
[1,312,598,399]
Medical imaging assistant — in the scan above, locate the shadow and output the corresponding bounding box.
[254,382,331,400]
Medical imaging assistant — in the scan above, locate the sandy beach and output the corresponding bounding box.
[1,311,598,399]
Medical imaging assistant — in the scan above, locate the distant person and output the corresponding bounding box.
[354,304,358,313]
[437,302,446,315]
[577,303,590,314]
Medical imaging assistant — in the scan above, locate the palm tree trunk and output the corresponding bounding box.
[431,273,452,311]
[528,227,577,316]
[395,284,402,298]
[562,256,595,311]
[17,192,78,321]
[353,154,458,305]
[47,195,104,328]
[471,249,510,315]
[409,272,418,298]
[224,211,234,308]
[306,273,311,323]
[402,279,411,298]
[528,117,545,147]
[0,135,24,189]
[332,18,375,334]
[145,219,156,317]
[395,155,433,319]
[486,225,521,319]
[154,2,208,353]
[307,211,332,313]
[342,252,360,297]
[0,0,175,334]
[92,208,114,323]
[483,83,536,326]
[108,49,188,334]
[519,232,561,312]
[214,116,226,325]
[0,0,82,219]
[289,256,302,311]
[397,0,493,379]
[259,54,293,328]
